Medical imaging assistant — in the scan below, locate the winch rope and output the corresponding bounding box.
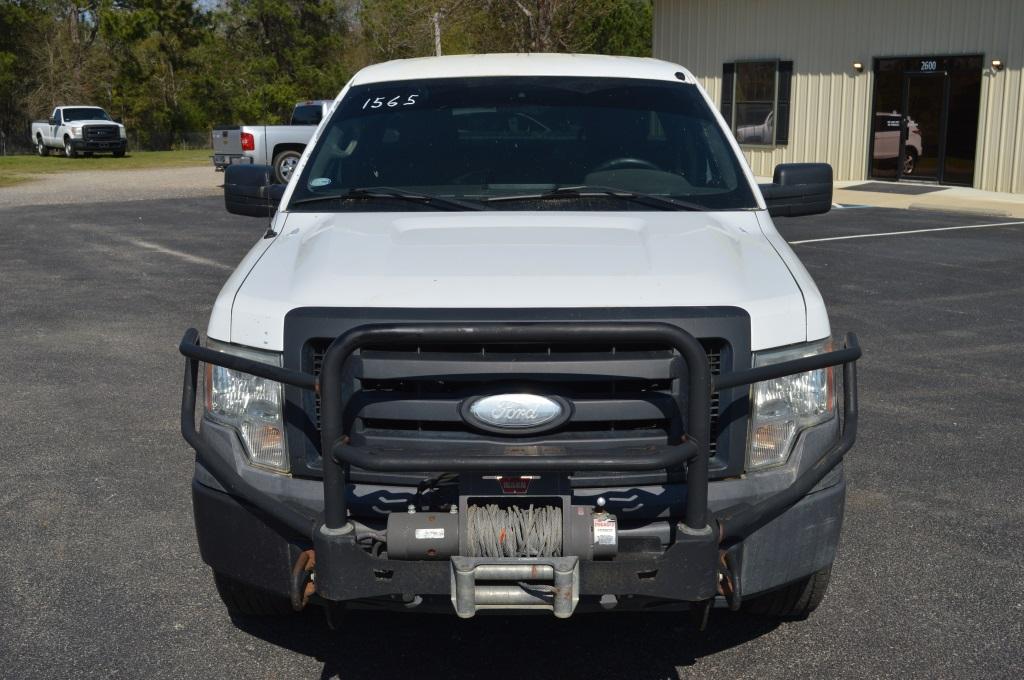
[466,504,562,558]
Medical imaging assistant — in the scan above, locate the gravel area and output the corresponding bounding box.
[0,165,220,207]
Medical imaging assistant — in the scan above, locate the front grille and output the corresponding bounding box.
[309,339,723,454]
[83,125,119,140]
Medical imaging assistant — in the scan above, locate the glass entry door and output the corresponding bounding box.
[901,72,948,181]
[870,55,982,186]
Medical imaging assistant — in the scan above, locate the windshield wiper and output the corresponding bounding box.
[289,186,483,211]
[484,185,706,211]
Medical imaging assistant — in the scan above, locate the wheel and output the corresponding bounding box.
[113,149,125,158]
[83,152,94,157]
[272,149,302,184]
[744,566,832,620]
[213,572,294,617]
[902,149,917,176]
[63,137,77,158]
[36,136,49,156]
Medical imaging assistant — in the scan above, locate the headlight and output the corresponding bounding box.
[119,127,126,139]
[204,340,289,472]
[746,338,834,470]
[70,126,82,137]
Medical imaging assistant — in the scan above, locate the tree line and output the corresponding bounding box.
[0,0,652,153]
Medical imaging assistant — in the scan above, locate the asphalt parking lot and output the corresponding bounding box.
[1,195,1022,679]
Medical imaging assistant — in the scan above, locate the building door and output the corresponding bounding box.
[869,55,982,186]
[901,72,949,181]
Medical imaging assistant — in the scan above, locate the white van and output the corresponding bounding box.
[179,54,860,626]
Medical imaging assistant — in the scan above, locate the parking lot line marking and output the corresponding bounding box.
[789,220,1024,245]
[127,239,232,270]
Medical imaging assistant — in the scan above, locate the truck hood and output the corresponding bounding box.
[68,119,123,128]
[221,211,812,351]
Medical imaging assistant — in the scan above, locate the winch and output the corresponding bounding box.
[386,500,618,561]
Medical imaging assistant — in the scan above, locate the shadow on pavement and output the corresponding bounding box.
[232,607,779,679]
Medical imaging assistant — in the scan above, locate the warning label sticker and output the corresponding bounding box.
[593,517,617,546]
[414,528,445,540]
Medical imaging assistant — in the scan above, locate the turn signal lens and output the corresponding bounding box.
[240,421,288,470]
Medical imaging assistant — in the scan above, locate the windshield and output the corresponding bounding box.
[290,76,757,212]
[62,107,111,122]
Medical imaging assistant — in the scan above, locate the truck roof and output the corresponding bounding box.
[349,53,694,86]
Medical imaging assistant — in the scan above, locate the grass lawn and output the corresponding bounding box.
[0,149,209,187]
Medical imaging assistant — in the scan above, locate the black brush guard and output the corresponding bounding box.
[180,322,860,607]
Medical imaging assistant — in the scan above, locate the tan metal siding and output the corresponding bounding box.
[654,0,1024,192]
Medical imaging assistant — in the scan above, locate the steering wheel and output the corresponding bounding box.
[590,157,661,174]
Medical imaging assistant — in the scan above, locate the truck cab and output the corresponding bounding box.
[181,54,859,625]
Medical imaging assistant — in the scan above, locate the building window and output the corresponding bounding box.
[721,60,792,146]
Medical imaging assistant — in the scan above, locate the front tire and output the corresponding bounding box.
[212,572,294,617]
[36,136,49,156]
[63,137,77,158]
[902,148,917,176]
[744,566,832,620]
[113,149,125,158]
[272,149,302,184]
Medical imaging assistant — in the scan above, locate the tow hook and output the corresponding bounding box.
[290,549,316,611]
[717,549,742,611]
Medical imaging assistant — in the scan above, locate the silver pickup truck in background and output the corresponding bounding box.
[31,105,127,158]
[211,100,332,183]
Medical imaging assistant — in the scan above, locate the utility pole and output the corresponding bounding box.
[431,2,466,57]
[432,11,443,56]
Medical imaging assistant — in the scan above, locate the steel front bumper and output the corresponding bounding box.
[192,463,845,613]
[180,322,860,616]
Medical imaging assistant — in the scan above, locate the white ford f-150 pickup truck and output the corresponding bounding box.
[179,54,860,628]
[211,100,334,184]
[31,105,127,158]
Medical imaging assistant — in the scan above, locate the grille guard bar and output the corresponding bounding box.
[179,323,860,543]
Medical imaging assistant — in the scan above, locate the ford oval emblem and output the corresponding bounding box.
[461,394,571,435]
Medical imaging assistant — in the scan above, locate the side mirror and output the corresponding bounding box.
[759,163,833,217]
[224,164,285,217]
[48,117,56,125]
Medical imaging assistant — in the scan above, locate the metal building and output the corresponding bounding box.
[653,0,1024,192]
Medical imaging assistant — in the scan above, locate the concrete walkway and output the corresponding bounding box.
[753,174,1024,217]
[832,180,1024,217]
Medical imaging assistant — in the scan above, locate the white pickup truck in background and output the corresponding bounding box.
[31,105,127,158]
[211,100,333,183]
